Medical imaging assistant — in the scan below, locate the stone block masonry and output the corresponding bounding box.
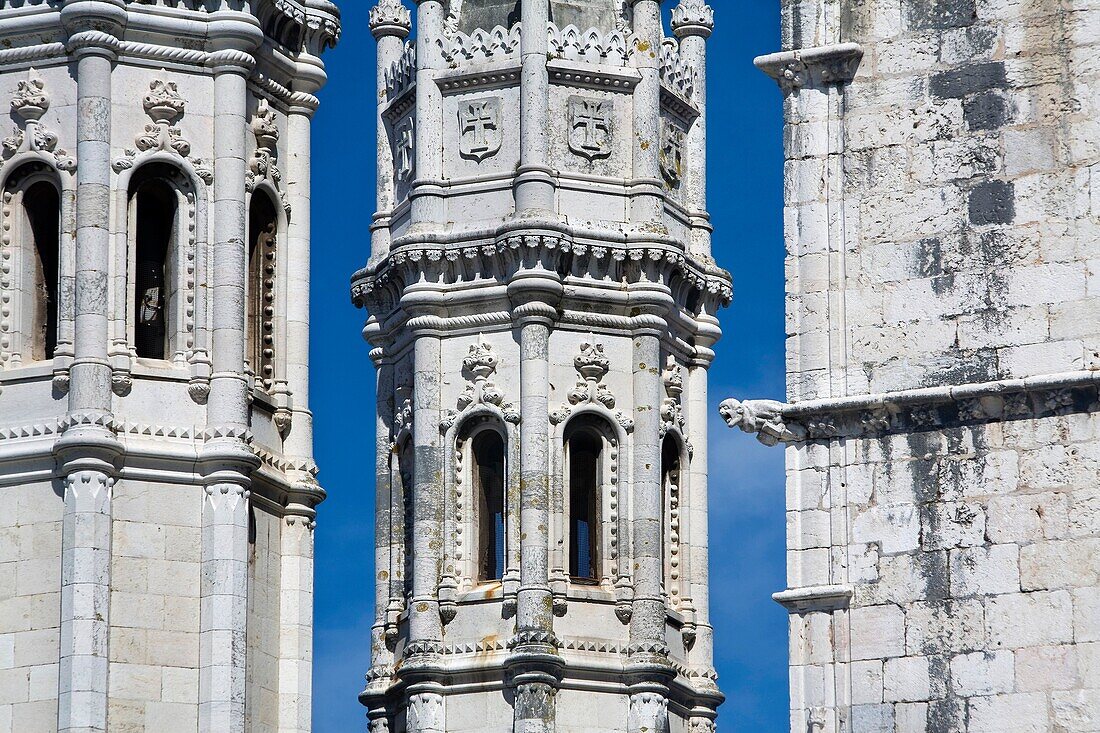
[724,0,1100,731]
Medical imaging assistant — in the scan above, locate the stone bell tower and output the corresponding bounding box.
[0,2,337,732]
[354,0,727,731]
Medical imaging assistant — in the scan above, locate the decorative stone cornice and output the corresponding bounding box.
[351,233,732,320]
[721,370,1100,445]
[754,43,863,92]
[370,0,412,39]
[671,0,714,40]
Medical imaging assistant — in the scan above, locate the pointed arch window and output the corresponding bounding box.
[565,419,605,583]
[129,165,182,361]
[473,430,506,582]
[247,193,277,389]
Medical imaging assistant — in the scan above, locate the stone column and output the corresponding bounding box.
[403,323,445,733]
[199,33,261,733]
[411,0,445,227]
[628,305,674,733]
[370,353,394,674]
[370,0,411,263]
[56,4,126,731]
[629,0,664,226]
[515,0,554,214]
[507,276,563,733]
[672,1,714,258]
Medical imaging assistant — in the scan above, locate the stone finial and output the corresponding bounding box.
[251,99,279,151]
[462,341,497,382]
[11,73,49,122]
[574,342,610,382]
[370,0,412,39]
[143,78,185,124]
[671,0,714,39]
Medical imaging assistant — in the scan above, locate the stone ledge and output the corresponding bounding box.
[773,584,853,613]
[754,42,863,91]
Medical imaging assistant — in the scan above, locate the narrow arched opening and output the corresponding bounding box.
[248,192,278,389]
[22,180,59,361]
[130,170,179,360]
[473,429,506,582]
[397,438,415,600]
[662,434,682,597]
[565,417,609,583]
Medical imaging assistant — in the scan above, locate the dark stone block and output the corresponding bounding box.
[968,180,1015,225]
[904,0,977,31]
[930,61,1007,99]
[964,91,1011,130]
[915,238,944,278]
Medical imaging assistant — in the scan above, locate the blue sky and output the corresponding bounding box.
[308,3,788,729]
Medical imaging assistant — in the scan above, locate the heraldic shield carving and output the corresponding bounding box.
[458,97,502,162]
[568,95,613,160]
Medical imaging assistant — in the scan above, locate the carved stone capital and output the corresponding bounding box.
[672,0,714,39]
[370,0,412,38]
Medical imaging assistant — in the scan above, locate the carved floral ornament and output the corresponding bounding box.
[550,342,634,432]
[440,340,520,430]
[246,99,291,216]
[1,72,75,173]
[721,375,1100,445]
[114,76,213,184]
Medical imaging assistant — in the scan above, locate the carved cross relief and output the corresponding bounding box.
[659,121,684,187]
[568,96,613,161]
[394,116,415,183]
[458,97,501,162]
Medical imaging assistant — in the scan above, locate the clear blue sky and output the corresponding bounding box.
[308,3,788,729]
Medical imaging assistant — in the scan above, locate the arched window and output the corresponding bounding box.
[565,419,605,582]
[473,430,506,582]
[21,180,59,361]
[247,193,277,389]
[129,168,179,360]
[662,435,682,596]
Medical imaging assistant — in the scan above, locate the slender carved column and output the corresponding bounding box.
[629,0,664,225]
[628,303,675,733]
[369,350,394,681]
[56,4,126,731]
[508,275,563,733]
[402,321,445,732]
[672,1,714,258]
[515,0,554,214]
[199,33,261,733]
[411,0,445,227]
[370,0,411,263]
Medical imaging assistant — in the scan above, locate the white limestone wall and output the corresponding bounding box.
[107,480,202,733]
[247,508,283,733]
[771,1,1100,732]
[0,480,62,733]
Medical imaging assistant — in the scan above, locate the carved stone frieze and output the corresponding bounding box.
[457,97,501,162]
[568,96,613,160]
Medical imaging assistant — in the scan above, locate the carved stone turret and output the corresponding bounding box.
[0,3,338,732]
[356,0,725,730]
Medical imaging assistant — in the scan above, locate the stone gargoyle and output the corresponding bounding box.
[718,398,804,446]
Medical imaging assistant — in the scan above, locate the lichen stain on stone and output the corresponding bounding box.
[416,602,429,613]
[379,570,389,580]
